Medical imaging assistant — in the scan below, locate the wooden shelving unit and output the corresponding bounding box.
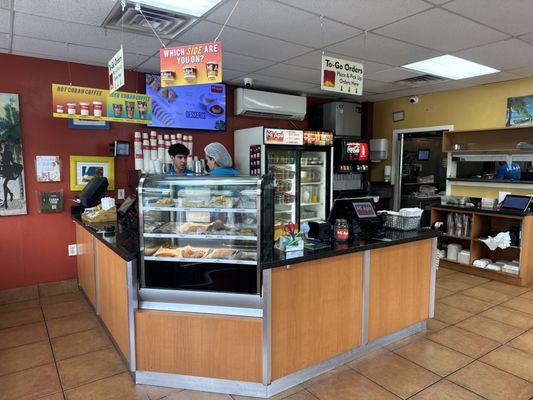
[431,206,533,286]
[442,126,533,153]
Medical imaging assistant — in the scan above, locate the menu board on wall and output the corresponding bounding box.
[52,84,152,124]
[321,54,363,95]
[160,42,222,87]
[264,128,303,145]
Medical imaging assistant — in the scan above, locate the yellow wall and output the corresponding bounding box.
[450,185,533,199]
[371,76,533,198]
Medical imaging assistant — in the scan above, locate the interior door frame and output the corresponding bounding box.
[392,125,454,210]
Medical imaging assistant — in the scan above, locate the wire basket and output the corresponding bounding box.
[383,213,421,231]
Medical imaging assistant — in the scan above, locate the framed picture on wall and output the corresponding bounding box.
[69,155,115,191]
[0,93,27,216]
[67,118,110,130]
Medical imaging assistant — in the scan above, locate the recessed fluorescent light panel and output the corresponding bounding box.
[133,0,223,17]
[402,55,499,80]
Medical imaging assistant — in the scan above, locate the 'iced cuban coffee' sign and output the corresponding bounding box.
[321,54,363,95]
[160,42,222,87]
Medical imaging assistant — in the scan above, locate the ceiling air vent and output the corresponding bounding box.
[395,74,447,87]
[102,2,196,40]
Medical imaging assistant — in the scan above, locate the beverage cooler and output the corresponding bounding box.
[234,127,333,239]
[333,137,370,198]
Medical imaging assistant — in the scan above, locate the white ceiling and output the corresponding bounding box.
[2,0,533,102]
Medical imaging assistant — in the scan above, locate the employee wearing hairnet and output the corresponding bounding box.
[204,142,239,175]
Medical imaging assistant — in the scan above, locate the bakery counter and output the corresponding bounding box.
[262,228,440,269]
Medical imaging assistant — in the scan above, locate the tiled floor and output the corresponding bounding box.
[1,270,533,400]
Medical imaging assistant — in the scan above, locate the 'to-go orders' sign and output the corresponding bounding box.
[321,54,363,95]
[160,42,222,87]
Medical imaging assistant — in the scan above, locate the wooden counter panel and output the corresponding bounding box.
[368,239,431,341]
[135,310,262,382]
[96,241,130,361]
[75,223,96,307]
[271,252,363,380]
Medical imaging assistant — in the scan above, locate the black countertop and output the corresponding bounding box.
[447,178,533,185]
[262,229,440,269]
[433,204,532,217]
[73,214,139,262]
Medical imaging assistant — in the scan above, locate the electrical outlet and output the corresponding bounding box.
[68,244,77,256]
[118,188,125,200]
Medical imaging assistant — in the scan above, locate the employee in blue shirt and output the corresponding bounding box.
[167,143,194,174]
[496,161,521,180]
[204,142,239,176]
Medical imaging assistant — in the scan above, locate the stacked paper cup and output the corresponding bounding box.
[170,134,177,145]
[142,139,150,172]
[134,131,143,171]
[149,131,158,162]
[157,136,165,163]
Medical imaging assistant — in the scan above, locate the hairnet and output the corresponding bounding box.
[204,142,232,168]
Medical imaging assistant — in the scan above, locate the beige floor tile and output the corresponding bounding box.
[39,279,79,298]
[0,363,61,400]
[480,306,533,329]
[302,365,352,388]
[519,290,533,301]
[141,385,184,400]
[306,369,399,399]
[0,307,43,329]
[0,321,48,350]
[410,379,483,400]
[0,285,38,305]
[501,297,533,315]
[394,338,473,377]
[427,326,500,358]
[351,351,439,398]
[42,299,92,320]
[445,273,490,286]
[437,268,456,278]
[449,361,533,400]
[46,312,100,338]
[436,287,454,300]
[37,393,65,400]
[234,384,303,399]
[65,372,148,400]
[385,332,428,351]
[436,278,474,292]
[0,299,40,313]
[456,315,524,343]
[460,286,512,304]
[433,302,473,324]
[57,348,127,389]
[439,293,492,313]
[481,345,533,382]
[284,392,318,400]
[0,340,54,376]
[164,390,233,399]
[51,327,112,361]
[478,281,530,297]
[508,331,533,355]
[346,347,390,371]
[40,292,85,305]
[427,319,449,332]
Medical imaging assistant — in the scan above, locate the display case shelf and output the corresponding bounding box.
[144,256,257,265]
[143,206,257,213]
[301,202,324,206]
[144,233,257,241]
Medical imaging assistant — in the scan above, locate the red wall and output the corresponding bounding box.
[0,53,309,290]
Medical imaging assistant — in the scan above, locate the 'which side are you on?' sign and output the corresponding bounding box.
[321,55,363,95]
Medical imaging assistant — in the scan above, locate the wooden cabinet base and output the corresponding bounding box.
[75,224,96,307]
[135,310,263,383]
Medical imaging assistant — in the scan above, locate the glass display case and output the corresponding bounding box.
[138,175,273,295]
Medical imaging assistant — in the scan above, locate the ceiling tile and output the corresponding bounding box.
[424,0,451,4]
[0,32,9,49]
[0,0,10,9]
[13,12,160,56]
[221,69,247,82]
[459,71,521,86]
[222,51,276,73]
[14,0,116,26]
[453,39,533,71]
[177,20,312,62]
[285,50,393,74]
[229,73,317,93]
[363,79,405,93]
[277,0,432,30]
[365,67,423,83]
[206,0,360,48]
[519,33,533,46]
[136,56,160,73]
[443,0,533,36]
[509,66,533,77]
[254,63,321,84]
[327,33,441,66]
[12,35,66,58]
[0,8,10,33]
[375,8,509,52]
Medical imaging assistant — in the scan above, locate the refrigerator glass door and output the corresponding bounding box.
[300,150,328,223]
[267,149,298,239]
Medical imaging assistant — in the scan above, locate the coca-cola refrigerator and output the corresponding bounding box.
[234,127,334,239]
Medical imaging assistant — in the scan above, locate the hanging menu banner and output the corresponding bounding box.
[108,46,125,94]
[264,128,303,145]
[52,84,152,124]
[321,54,363,95]
[160,42,222,87]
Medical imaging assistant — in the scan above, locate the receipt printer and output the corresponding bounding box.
[308,221,332,242]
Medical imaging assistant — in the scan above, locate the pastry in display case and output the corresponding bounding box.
[138,175,274,294]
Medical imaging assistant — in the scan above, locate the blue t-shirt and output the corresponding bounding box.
[167,166,195,174]
[209,167,240,176]
[496,162,521,180]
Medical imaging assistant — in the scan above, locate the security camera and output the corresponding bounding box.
[409,96,419,104]
[244,78,253,88]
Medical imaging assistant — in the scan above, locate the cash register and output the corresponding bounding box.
[327,197,386,240]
